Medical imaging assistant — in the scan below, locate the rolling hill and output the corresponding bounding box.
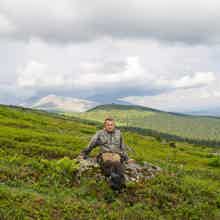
[1,104,220,219]
[20,94,98,113]
[73,104,220,144]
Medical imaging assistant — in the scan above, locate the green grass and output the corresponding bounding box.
[71,104,220,143]
[0,104,220,219]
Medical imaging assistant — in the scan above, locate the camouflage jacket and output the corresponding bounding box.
[80,128,129,161]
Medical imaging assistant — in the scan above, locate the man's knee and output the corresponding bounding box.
[100,160,124,177]
[100,160,113,176]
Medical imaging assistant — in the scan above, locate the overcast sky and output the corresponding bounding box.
[1,0,220,112]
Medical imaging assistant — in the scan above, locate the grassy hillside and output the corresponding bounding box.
[72,104,220,144]
[1,104,220,219]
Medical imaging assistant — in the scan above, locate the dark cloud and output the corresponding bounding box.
[1,0,220,44]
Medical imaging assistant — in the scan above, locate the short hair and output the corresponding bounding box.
[104,117,115,125]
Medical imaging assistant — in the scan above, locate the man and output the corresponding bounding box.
[78,117,132,190]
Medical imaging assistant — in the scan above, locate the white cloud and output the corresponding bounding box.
[172,72,215,88]
[16,53,217,100]
[119,85,220,112]
[16,57,145,89]
[155,72,215,89]
[17,61,67,87]
[76,57,147,88]
[0,13,15,34]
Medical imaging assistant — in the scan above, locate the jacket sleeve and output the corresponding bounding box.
[119,133,129,161]
[80,131,100,158]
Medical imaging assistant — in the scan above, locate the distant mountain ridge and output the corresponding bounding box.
[77,103,220,143]
[88,104,220,118]
[87,103,164,113]
[184,108,220,117]
[20,94,98,113]
[18,94,220,117]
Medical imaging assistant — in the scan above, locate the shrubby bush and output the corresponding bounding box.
[208,157,220,167]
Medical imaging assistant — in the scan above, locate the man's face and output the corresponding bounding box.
[104,120,115,132]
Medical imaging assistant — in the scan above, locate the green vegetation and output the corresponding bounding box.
[208,156,220,167]
[1,104,220,219]
[72,104,220,145]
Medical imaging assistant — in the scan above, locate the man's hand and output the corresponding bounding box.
[127,158,135,163]
[76,154,85,160]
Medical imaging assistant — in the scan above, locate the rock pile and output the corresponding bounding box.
[124,161,162,182]
[75,157,162,183]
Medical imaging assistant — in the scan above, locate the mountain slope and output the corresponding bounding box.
[20,94,98,113]
[0,104,220,219]
[185,107,220,116]
[76,104,220,143]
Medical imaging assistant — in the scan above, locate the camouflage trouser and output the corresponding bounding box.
[97,152,126,190]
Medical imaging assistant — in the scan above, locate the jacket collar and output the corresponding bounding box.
[104,128,115,134]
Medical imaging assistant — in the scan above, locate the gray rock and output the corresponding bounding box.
[75,157,162,183]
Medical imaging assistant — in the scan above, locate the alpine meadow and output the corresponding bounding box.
[0,104,220,219]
